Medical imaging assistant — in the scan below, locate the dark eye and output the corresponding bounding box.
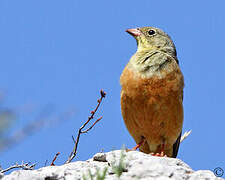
[148,29,155,35]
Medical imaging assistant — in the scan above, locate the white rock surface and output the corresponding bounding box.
[1,150,224,180]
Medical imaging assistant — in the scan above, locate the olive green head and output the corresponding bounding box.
[126,27,177,57]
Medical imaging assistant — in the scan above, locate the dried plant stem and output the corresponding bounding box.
[65,90,106,164]
[0,162,36,174]
[50,152,60,166]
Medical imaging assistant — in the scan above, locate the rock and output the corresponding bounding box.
[93,153,107,162]
[1,150,224,180]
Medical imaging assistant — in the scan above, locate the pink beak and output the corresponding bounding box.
[126,28,141,37]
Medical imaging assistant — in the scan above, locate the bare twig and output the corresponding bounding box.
[72,135,76,143]
[50,152,60,166]
[0,162,36,174]
[65,90,106,164]
[180,130,192,143]
[81,116,103,133]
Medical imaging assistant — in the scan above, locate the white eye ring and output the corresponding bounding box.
[148,30,155,35]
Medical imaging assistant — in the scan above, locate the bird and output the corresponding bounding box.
[120,27,184,158]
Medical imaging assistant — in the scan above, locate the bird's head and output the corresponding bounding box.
[126,27,176,57]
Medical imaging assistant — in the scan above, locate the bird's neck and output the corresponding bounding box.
[128,47,178,78]
[136,46,177,60]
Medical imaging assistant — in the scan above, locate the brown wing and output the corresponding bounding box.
[173,87,184,158]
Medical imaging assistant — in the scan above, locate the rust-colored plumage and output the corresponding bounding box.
[120,27,184,157]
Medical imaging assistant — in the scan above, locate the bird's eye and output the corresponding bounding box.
[148,29,155,36]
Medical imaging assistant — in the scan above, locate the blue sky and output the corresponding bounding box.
[0,0,224,175]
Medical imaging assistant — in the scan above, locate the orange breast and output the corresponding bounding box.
[120,64,184,156]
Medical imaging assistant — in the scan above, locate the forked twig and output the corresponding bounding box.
[81,116,103,133]
[0,162,36,174]
[65,90,106,164]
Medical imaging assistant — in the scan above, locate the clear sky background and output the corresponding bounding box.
[0,0,224,175]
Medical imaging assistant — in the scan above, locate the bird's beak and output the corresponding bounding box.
[126,28,141,37]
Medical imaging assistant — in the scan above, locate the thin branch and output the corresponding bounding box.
[65,90,106,164]
[180,130,192,143]
[72,135,76,143]
[0,162,36,174]
[50,152,60,166]
[81,116,102,133]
